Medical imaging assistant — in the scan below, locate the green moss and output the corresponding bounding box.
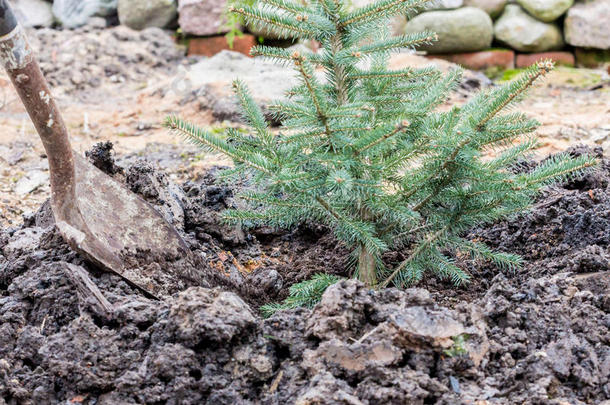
[484,47,513,52]
[549,67,602,88]
[498,68,525,82]
[223,0,257,47]
[575,48,610,68]
[483,66,513,80]
[443,334,469,358]
[491,66,602,88]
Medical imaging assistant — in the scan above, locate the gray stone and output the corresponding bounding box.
[463,0,507,18]
[388,306,466,349]
[306,280,374,340]
[303,339,403,373]
[52,0,100,28]
[423,0,463,10]
[516,0,573,22]
[178,0,228,36]
[118,0,177,31]
[86,16,108,29]
[184,50,319,122]
[0,144,25,166]
[96,0,118,17]
[564,0,610,50]
[51,0,117,27]
[14,170,49,196]
[404,7,493,54]
[9,0,54,28]
[494,5,564,52]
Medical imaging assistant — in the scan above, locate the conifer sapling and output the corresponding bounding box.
[166,0,596,289]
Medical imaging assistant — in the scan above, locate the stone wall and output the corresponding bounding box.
[399,0,609,69]
[9,0,610,69]
[173,0,610,68]
[152,0,610,69]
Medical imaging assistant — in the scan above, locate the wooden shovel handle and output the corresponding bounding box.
[0,0,75,214]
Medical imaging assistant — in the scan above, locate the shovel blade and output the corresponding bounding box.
[54,154,203,298]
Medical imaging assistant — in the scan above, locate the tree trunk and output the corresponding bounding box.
[357,245,377,287]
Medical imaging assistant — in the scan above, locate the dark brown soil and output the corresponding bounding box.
[1,144,608,404]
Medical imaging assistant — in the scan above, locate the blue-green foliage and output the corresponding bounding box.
[166,0,596,289]
[260,273,342,317]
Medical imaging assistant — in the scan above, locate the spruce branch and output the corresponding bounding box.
[457,239,523,272]
[317,0,344,19]
[260,273,342,317]
[278,129,326,144]
[353,32,437,57]
[474,113,539,149]
[521,154,596,188]
[269,101,317,120]
[474,60,553,130]
[223,207,308,228]
[380,226,449,288]
[339,0,430,27]
[331,124,374,133]
[232,80,270,143]
[315,195,341,220]
[428,249,471,285]
[260,0,308,14]
[251,45,326,65]
[484,138,539,170]
[317,0,337,18]
[240,191,309,208]
[292,52,333,137]
[355,120,410,154]
[251,45,298,64]
[229,5,325,38]
[350,66,436,80]
[401,135,469,204]
[165,116,273,174]
[329,34,349,105]
[316,196,387,254]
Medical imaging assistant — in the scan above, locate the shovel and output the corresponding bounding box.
[0,2,202,298]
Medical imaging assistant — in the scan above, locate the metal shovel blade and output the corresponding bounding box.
[0,3,201,298]
[56,154,202,298]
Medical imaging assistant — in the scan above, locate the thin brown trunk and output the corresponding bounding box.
[331,21,373,287]
[357,245,377,287]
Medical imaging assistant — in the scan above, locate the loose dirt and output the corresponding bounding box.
[1,143,608,404]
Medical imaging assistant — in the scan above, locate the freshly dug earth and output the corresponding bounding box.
[1,145,608,404]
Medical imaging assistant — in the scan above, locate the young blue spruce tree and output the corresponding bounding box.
[166,0,595,291]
